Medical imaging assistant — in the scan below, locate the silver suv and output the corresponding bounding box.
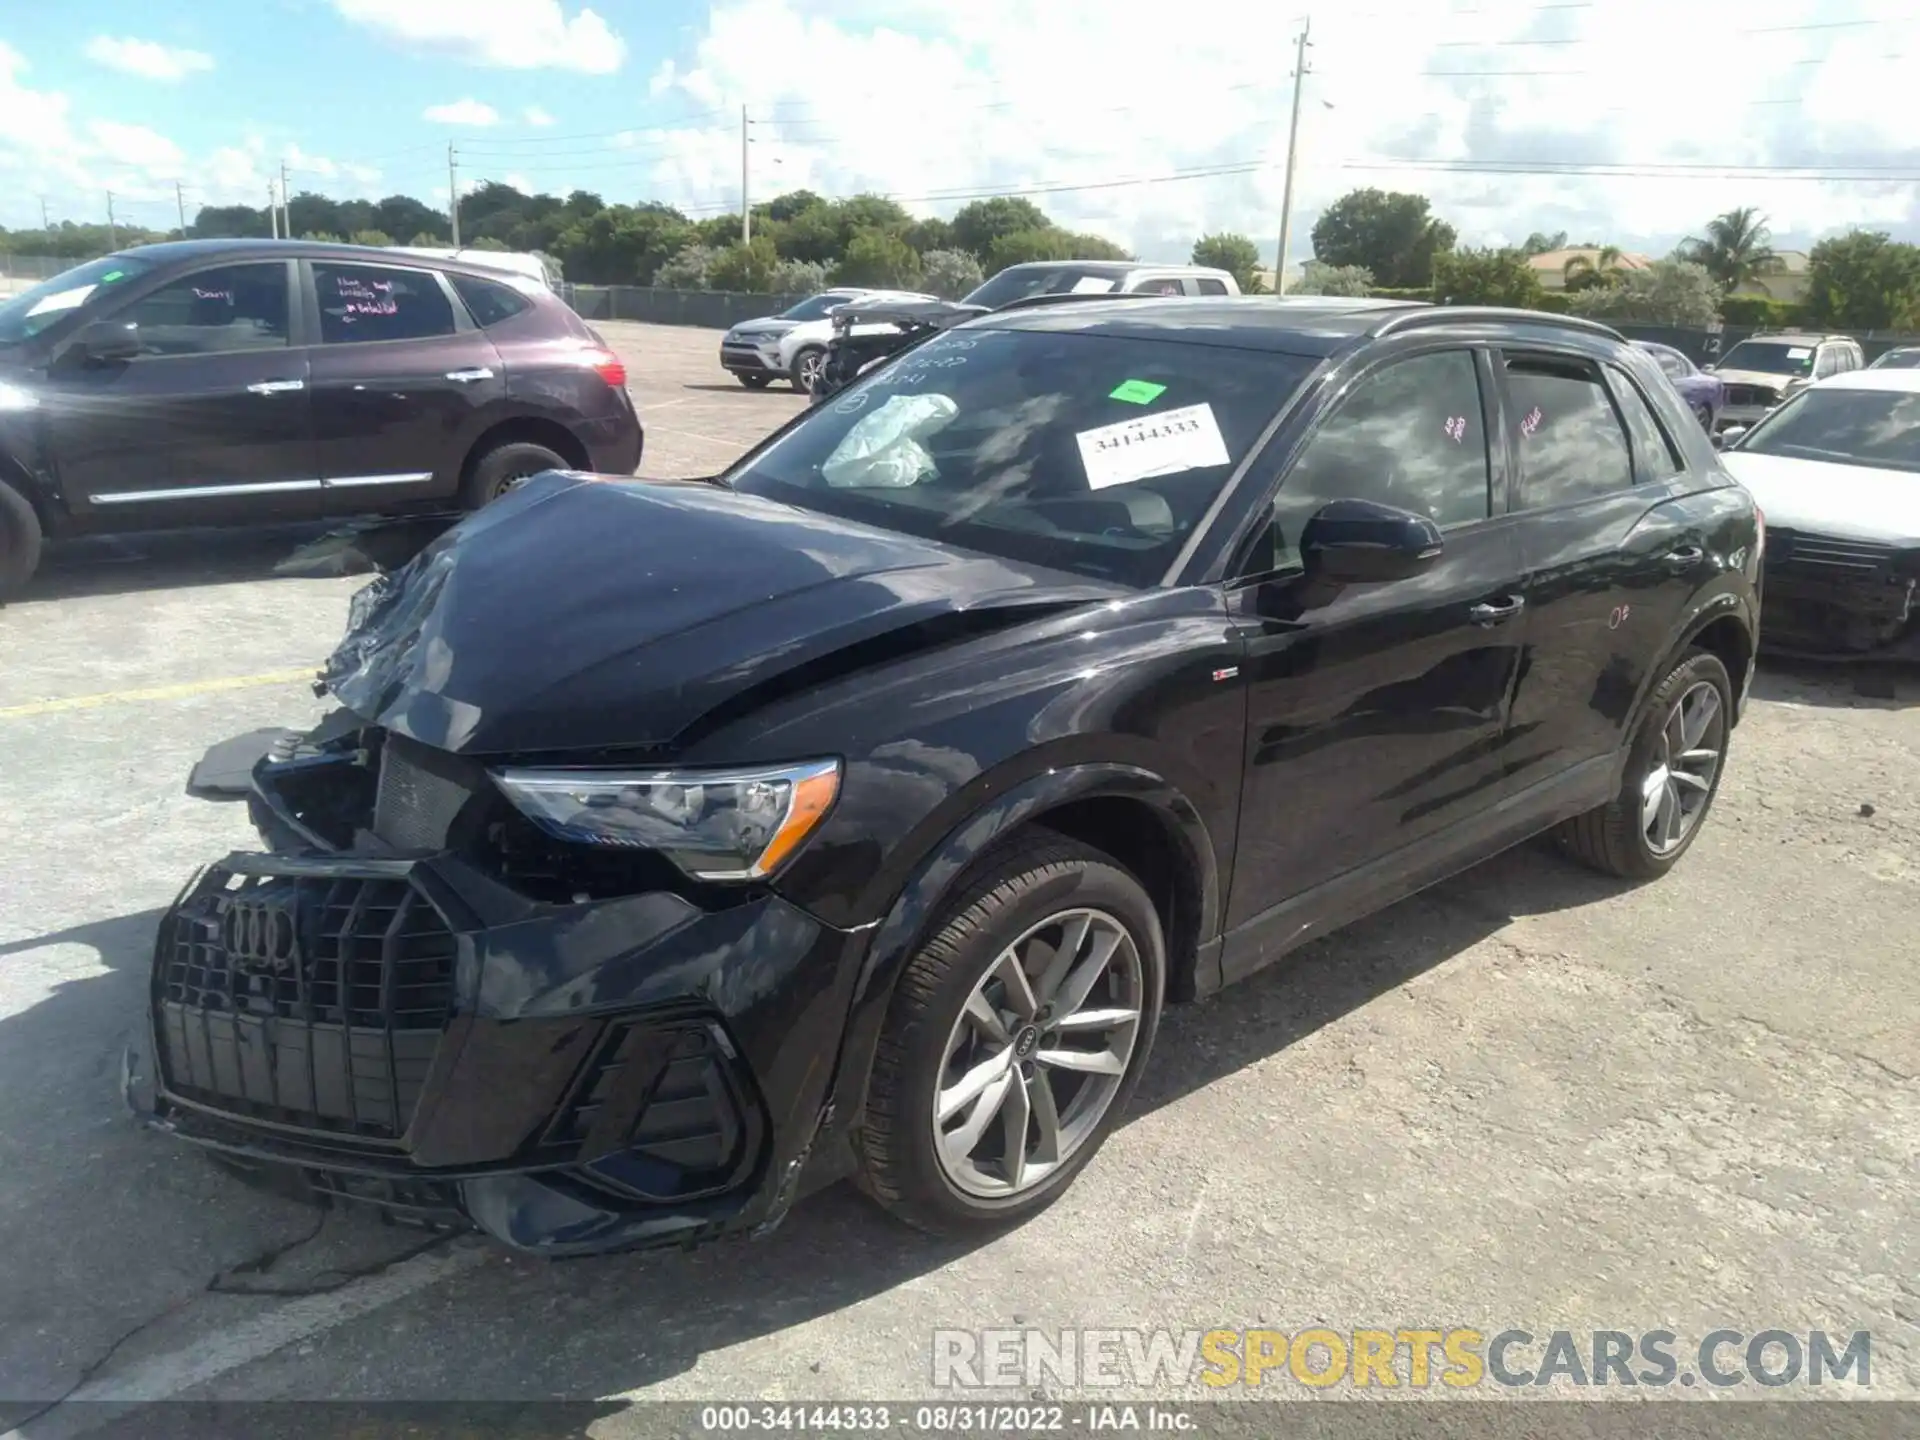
[962,261,1241,308]
[1706,332,1864,428]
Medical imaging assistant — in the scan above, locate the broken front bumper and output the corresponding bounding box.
[1759,528,1920,659]
[127,843,868,1257]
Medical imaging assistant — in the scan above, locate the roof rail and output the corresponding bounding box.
[1371,306,1625,341]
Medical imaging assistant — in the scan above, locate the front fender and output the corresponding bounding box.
[818,762,1221,1148]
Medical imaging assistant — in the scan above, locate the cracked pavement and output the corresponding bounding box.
[1,323,1915,1428]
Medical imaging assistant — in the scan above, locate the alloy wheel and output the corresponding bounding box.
[931,907,1145,1200]
[797,352,825,392]
[1641,679,1726,856]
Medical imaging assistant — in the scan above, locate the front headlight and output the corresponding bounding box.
[489,758,841,881]
[0,380,39,412]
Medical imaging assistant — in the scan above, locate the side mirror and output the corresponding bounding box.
[1300,498,1443,584]
[70,319,140,364]
[1713,426,1748,450]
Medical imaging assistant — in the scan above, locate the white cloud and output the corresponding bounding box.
[524,105,556,126]
[83,35,214,82]
[634,0,1920,262]
[424,98,501,126]
[331,0,625,74]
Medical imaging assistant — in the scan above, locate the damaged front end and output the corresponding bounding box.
[1760,527,1920,660]
[810,298,986,404]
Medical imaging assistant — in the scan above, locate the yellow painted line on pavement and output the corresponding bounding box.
[0,667,315,720]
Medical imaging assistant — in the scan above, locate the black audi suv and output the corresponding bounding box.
[0,239,642,593]
[129,297,1761,1256]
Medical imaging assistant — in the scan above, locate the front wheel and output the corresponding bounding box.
[0,479,43,598]
[856,834,1165,1235]
[1555,648,1733,879]
[459,440,569,511]
[790,347,826,394]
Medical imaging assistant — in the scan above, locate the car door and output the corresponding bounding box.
[304,259,504,513]
[1220,345,1527,978]
[1497,348,1704,789]
[43,258,317,525]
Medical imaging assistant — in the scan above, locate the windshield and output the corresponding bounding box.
[779,293,853,322]
[964,266,1128,309]
[725,326,1313,587]
[0,255,152,346]
[1868,348,1920,371]
[1716,340,1817,377]
[1736,387,1920,474]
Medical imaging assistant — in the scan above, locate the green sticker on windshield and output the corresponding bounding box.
[1109,379,1167,405]
[100,270,125,282]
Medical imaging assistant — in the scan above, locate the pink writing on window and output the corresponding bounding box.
[1443,416,1467,443]
[192,288,232,302]
[1521,405,1544,436]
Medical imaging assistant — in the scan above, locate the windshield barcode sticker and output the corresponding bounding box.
[1076,403,1230,490]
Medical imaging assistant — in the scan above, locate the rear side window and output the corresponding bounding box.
[1196,277,1230,295]
[1502,352,1633,508]
[314,263,456,344]
[1130,277,1186,296]
[1605,365,1682,482]
[452,273,533,328]
[116,263,290,356]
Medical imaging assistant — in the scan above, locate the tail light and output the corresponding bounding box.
[580,345,626,389]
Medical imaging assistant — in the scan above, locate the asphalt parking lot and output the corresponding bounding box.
[2,320,1916,1431]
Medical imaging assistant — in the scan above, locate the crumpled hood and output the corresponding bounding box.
[1722,452,1920,547]
[1708,367,1799,395]
[320,472,1118,756]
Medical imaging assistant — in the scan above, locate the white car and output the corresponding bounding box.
[385,247,559,293]
[1718,368,1920,657]
[721,288,936,392]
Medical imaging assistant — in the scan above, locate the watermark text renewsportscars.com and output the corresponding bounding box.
[932,1327,1872,1391]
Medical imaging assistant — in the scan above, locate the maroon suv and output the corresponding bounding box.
[0,239,643,592]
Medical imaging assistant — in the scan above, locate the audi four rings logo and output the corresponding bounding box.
[222,897,298,974]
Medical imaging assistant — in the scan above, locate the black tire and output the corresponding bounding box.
[459,440,569,511]
[0,479,43,598]
[856,832,1165,1235]
[736,373,773,389]
[1556,647,1733,880]
[789,346,826,394]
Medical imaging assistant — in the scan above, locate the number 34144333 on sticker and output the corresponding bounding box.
[1076,403,1230,490]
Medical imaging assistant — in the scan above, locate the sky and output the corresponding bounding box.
[1,0,1917,265]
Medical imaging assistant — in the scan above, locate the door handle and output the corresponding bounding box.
[1469,595,1526,627]
[246,379,305,394]
[445,367,495,383]
[1662,545,1706,569]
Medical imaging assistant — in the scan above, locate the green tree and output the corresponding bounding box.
[1562,246,1627,291]
[349,229,395,248]
[763,190,826,223]
[708,234,781,292]
[655,243,719,289]
[906,216,956,254]
[1678,207,1778,289]
[550,204,695,285]
[1310,188,1457,289]
[695,214,744,248]
[1295,260,1373,297]
[1190,232,1263,292]
[1803,230,1920,330]
[950,197,1051,259]
[1566,259,1720,325]
[835,227,924,288]
[375,194,449,243]
[765,202,841,265]
[192,205,272,239]
[408,230,442,246]
[986,228,1130,271]
[921,248,985,299]
[1432,247,1544,308]
[1520,230,1569,256]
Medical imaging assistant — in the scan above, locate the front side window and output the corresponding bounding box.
[1735,388,1920,474]
[726,326,1315,587]
[115,263,291,357]
[1814,348,1839,380]
[1260,349,1492,571]
[314,263,456,344]
[1503,352,1633,508]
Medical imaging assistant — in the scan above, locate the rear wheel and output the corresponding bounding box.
[790,347,826,394]
[0,479,43,598]
[459,440,569,511]
[856,834,1165,1235]
[1556,648,1732,879]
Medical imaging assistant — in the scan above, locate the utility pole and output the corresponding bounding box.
[175,180,188,236]
[740,105,751,245]
[279,160,292,237]
[1274,16,1312,297]
[40,196,51,235]
[448,142,461,246]
[269,183,280,239]
[106,190,118,250]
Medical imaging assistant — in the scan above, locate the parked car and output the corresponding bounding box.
[1703,332,1864,432]
[384,247,562,293]
[1636,340,1725,429]
[129,298,1759,1256]
[1718,367,1920,657]
[1866,345,1920,371]
[720,288,937,393]
[962,260,1241,308]
[0,239,641,594]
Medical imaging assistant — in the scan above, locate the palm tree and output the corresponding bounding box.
[1563,245,1627,291]
[1679,208,1780,289]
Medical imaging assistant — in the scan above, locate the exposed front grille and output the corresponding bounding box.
[1724,384,1779,409]
[1766,528,1899,579]
[155,869,458,1140]
[372,732,482,850]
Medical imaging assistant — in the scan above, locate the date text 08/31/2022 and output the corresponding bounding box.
[699,1405,1196,1433]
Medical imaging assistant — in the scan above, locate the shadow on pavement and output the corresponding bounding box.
[24,527,337,603]
[0,830,1623,1406]
[1752,655,1915,711]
